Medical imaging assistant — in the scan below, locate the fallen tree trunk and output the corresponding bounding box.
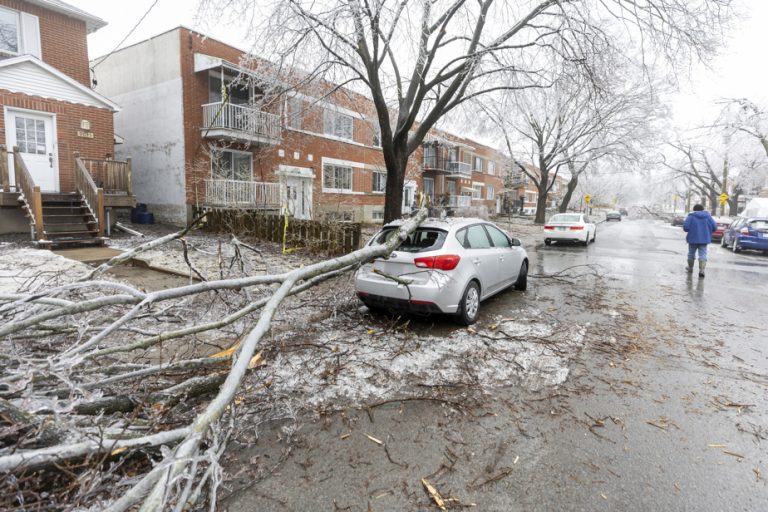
[0,206,427,510]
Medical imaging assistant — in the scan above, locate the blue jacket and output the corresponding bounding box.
[683,210,717,244]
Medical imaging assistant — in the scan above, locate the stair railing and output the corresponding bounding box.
[0,145,10,192]
[74,152,105,237]
[12,147,45,241]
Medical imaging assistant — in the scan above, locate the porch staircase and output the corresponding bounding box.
[37,192,104,248]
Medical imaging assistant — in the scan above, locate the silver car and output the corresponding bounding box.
[355,218,529,325]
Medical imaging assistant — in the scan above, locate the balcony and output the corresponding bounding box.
[447,195,472,208]
[201,102,281,145]
[446,161,472,178]
[203,179,281,210]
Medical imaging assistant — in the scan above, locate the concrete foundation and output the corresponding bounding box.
[0,208,30,235]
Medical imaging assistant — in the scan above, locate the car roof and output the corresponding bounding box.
[383,217,488,230]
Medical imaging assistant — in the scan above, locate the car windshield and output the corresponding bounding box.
[550,214,581,223]
[372,227,448,253]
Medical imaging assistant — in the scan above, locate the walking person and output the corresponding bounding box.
[683,204,717,277]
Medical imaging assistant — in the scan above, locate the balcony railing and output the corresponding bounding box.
[76,155,132,195]
[204,179,281,209]
[446,161,471,177]
[202,102,281,143]
[447,195,472,208]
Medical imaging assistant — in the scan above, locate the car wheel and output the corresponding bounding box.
[544,239,551,246]
[454,281,481,326]
[591,231,596,243]
[721,236,728,248]
[514,261,528,291]
[733,238,742,253]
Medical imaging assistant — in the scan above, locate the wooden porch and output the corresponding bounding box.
[0,145,137,248]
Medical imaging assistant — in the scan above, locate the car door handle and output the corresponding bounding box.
[499,256,505,262]
[473,258,481,265]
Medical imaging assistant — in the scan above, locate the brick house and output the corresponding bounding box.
[94,27,505,225]
[0,0,131,245]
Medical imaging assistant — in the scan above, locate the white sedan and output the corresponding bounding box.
[543,213,596,246]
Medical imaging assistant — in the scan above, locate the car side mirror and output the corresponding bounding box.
[509,237,521,247]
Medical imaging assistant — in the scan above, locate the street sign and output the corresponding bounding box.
[719,193,729,206]
[584,194,591,204]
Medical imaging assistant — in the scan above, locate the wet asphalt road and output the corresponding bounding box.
[222,218,768,511]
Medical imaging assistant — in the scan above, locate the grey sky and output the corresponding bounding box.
[68,0,768,129]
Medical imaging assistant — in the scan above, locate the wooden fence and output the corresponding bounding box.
[204,210,363,256]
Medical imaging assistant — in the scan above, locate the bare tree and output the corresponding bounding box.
[719,98,768,158]
[479,52,661,223]
[198,0,731,222]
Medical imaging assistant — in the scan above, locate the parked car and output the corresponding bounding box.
[606,211,622,222]
[721,217,768,253]
[671,214,686,226]
[355,218,529,325]
[619,208,628,216]
[711,217,733,242]
[543,213,597,246]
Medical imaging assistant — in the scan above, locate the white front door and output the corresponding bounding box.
[282,176,312,220]
[6,109,58,192]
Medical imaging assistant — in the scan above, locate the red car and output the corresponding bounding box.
[711,217,733,242]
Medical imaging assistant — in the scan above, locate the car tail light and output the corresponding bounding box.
[569,226,584,231]
[544,225,554,230]
[414,254,461,270]
[740,227,750,235]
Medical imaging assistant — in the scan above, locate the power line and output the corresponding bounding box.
[93,0,161,69]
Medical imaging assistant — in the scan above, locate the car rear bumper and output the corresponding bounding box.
[356,292,445,314]
[544,230,587,241]
[738,236,768,250]
[354,268,463,313]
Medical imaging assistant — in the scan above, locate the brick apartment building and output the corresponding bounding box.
[94,26,507,225]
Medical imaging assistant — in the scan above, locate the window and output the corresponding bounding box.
[473,156,483,171]
[208,74,251,105]
[486,185,494,200]
[287,97,303,130]
[323,164,353,192]
[211,149,252,181]
[373,227,447,253]
[423,177,435,198]
[15,117,46,155]
[0,7,39,58]
[372,124,381,147]
[485,225,510,248]
[324,109,353,140]
[446,181,456,196]
[488,161,495,175]
[423,145,436,168]
[0,7,19,54]
[472,184,483,199]
[372,209,384,220]
[459,225,491,249]
[372,170,386,193]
